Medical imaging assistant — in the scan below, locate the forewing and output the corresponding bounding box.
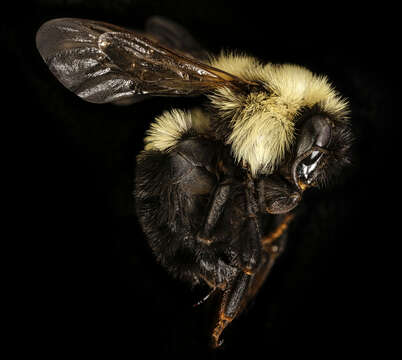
[36,18,243,104]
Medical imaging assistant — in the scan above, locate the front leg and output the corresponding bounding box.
[197,182,231,245]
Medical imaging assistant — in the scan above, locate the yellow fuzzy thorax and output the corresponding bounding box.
[208,53,349,176]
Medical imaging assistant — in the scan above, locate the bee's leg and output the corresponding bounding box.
[210,214,295,347]
[197,182,231,245]
[245,213,295,300]
[211,271,252,348]
[261,213,294,252]
[210,178,263,347]
[231,176,262,274]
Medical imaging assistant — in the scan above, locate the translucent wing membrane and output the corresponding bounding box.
[36,18,246,104]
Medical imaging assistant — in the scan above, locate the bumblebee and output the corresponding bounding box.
[36,16,352,347]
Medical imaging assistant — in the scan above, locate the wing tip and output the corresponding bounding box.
[36,18,85,60]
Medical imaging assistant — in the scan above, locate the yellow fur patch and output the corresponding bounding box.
[208,53,349,176]
[144,108,210,152]
[144,109,192,152]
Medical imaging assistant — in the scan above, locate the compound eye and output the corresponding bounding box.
[293,115,332,188]
[296,115,332,155]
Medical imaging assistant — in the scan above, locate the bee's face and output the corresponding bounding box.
[261,113,352,214]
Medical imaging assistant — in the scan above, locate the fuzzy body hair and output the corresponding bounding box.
[144,109,192,152]
[208,53,349,176]
[144,107,210,152]
[144,53,349,176]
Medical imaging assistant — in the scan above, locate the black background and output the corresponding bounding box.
[4,1,396,358]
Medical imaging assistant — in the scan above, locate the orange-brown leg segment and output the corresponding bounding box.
[247,213,295,300]
[261,213,294,250]
[211,312,233,348]
[211,271,252,348]
[210,214,295,347]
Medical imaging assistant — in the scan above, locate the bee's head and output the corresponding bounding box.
[289,113,353,191]
[208,54,351,186]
